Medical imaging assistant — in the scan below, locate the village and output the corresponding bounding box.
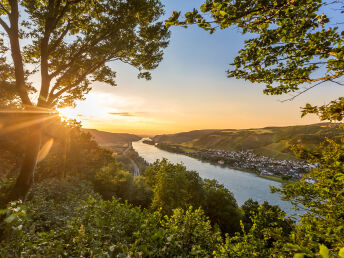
[153,142,311,181]
[190,149,311,180]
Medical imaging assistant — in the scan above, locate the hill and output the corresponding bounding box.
[83,129,141,146]
[153,123,343,160]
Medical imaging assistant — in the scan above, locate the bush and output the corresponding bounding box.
[145,159,242,235]
[202,179,242,235]
[0,180,222,257]
[93,162,153,207]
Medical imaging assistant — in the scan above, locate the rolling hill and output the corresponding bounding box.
[153,123,343,160]
[83,129,141,146]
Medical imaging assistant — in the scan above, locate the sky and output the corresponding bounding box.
[60,0,343,135]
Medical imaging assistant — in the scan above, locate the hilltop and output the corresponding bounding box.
[153,123,343,160]
[83,129,141,146]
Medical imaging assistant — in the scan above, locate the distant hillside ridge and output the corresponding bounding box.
[83,129,141,145]
[152,123,343,160]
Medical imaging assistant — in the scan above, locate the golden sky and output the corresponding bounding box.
[57,0,342,136]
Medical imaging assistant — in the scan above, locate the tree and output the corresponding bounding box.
[241,199,294,237]
[202,179,241,235]
[0,0,170,201]
[35,119,114,181]
[145,160,242,235]
[166,0,344,121]
[270,139,344,254]
[93,162,153,207]
[145,159,204,214]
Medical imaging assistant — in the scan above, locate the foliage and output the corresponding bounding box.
[271,137,344,255]
[127,148,150,174]
[241,199,294,237]
[0,180,222,257]
[145,159,241,234]
[145,159,204,214]
[202,179,242,234]
[132,207,222,257]
[167,0,344,121]
[1,0,170,108]
[302,98,344,122]
[0,178,16,208]
[93,162,153,208]
[36,119,114,181]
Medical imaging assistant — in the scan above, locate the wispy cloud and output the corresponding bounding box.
[108,112,135,117]
[108,112,150,117]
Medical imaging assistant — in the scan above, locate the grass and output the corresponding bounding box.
[259,175,294,184]
[181,147,198,153]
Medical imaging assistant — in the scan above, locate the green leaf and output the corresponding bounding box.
[319,245,330,258]
[4,214,16,224]
[294,254,304,258]
[339,248,344,258]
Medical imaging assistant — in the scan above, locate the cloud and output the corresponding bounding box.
[108,112,135,117]
[108,112,150,117]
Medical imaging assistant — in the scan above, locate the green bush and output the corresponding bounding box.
[145,159,242,235]
[93,162,153,207]
[0,180,222,257]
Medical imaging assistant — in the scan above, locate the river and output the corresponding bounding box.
[133,139,295,214]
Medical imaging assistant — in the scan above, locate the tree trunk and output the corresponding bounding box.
[7,124,42,202]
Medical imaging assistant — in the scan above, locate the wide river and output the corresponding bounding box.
[133,139,294,214]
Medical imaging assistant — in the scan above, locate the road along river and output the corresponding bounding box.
[133,139,296,214]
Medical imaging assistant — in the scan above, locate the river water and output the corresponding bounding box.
[133,139,295,214]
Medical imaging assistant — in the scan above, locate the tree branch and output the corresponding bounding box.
[49,29,112,80]
[48,59,107,104]
[8,0,32,106]
[280,80,328,102]
[0,2,10,15]
[48,21,71,55]
[0,17,10,34]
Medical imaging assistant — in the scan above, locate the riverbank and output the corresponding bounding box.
[143,141,299,183]
[133,139,295,212]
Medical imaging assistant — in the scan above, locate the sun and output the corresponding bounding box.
[58,107,82,122]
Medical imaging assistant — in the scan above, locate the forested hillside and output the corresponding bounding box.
[153,123,343,159]
[83,129,141,146]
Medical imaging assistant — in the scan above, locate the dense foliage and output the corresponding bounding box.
[145,159,241,235]
[93,162,153,208]
[0,180,223,257]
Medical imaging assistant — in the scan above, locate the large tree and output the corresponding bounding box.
[0,0,170,201]
[167,0,344,121]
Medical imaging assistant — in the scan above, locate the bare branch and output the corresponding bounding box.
[280,80,327,102]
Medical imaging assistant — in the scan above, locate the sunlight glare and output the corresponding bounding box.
[58,107,82,122]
